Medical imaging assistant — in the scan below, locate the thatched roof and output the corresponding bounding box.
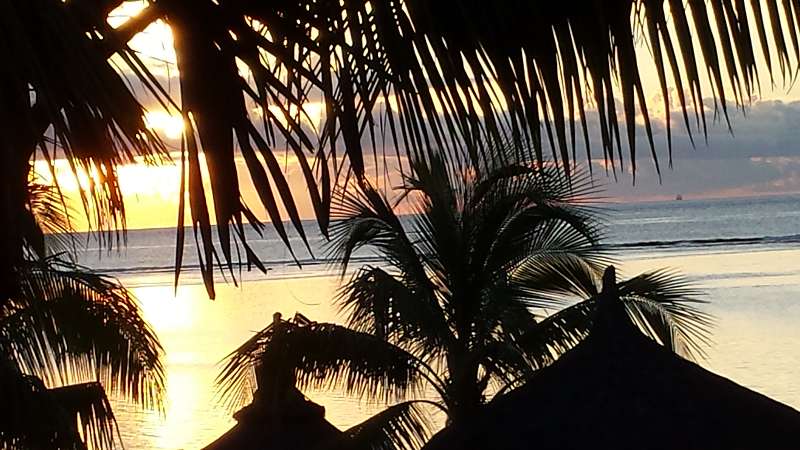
[205,313,344,450]
[202,386,342,450]
[425,268,800,450]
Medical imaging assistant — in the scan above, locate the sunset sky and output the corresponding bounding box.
[43,1,800,230]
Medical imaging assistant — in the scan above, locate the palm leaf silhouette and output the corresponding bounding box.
[5,1,800,296]
[0,179,164,449]
[217,150,710,449]
[335,400,439,450]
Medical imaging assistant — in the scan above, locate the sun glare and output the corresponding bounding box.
[145,111,184,140]
[32,157,185,230]
[109,1,177,74]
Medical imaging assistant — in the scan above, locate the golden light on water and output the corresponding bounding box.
[114,274,376,448]
[123,283,235,450]
[136,285,197,333]
[155,368,219,450]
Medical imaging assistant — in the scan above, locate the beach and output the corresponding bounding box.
[74,195,800,449]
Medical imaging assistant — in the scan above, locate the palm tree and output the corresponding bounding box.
[217,151,710,449]
[3,1,799,297]
[0,177,165,449]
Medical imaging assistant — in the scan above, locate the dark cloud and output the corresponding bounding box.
[593,156,800,200]
[664,99,800,161]
[549,98,800,166]
[553,98,800,199]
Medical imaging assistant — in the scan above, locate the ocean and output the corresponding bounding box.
[71,194,800,449]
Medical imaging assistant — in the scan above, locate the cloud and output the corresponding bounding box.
[546,97,800,200]
[664,99,800,161]
[593,155,800,201]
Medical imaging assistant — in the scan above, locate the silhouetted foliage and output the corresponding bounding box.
[424,268,794,450]
[3,1,800,296]
[0,178,164,450]
[218,150,710,450]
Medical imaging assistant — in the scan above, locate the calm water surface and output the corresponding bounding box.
[71,195,800,449]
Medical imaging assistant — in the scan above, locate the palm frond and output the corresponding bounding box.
[401,151,607,298]
[515,268,711,368]
[472,163,605,246]
[506,253,602,307]
[217,317,428,411]
[618,269,713,360]
[401,155,466,295]
[215,314,281,411]
[476,335,537,396]
[515,301,596,371]
[337,266,451,359]
[48,382,117,450]
[277,323,428,401]
[361,0,800,173]
[329,182,432,293]
[2,0,168,236]
[1,257,164,410]
[0,366,119,449]
[334,400,439,450]
[24,180,75,258]
[474,266,591,385]
[0,356,85,450]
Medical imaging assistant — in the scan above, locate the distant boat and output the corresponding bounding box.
[675,194,683,201]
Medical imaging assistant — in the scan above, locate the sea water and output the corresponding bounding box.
[69,194,800,449]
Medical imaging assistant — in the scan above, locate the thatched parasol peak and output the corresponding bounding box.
[424,266,800,450]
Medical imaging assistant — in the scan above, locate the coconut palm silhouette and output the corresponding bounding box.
[216,151,709,449]
[0,176,163,449]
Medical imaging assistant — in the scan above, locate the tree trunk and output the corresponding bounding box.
[0,147,32,304]
[446,346,483,426]
[0,74,38,303]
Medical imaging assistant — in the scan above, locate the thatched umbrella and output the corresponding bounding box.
[202,385,342,450]
[424,267,800,450]
[204,314,343,450]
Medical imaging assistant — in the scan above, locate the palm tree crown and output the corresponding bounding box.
[0,177,164,449]
[327,152,608,423]
[218,150,710,449]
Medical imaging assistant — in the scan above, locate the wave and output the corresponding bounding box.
[94,254,388,275]
[609,234,800,250]
[89,233,800,276]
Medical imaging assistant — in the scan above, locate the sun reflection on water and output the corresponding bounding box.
[115,275,364,449]
[112,249,800,449]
